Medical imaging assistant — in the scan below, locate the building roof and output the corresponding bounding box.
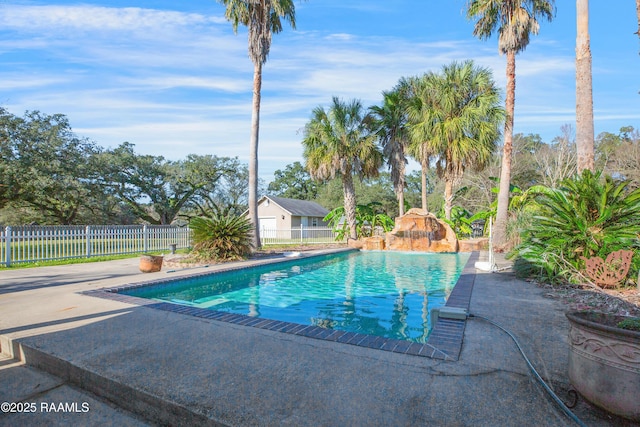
[261,196,329,217]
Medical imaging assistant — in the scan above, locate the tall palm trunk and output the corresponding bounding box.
[342,170,358,240]
[444,177,454,220]
[576,0,595,173]
[494,50,516,248]
[248,62,262,249]
[396,154,406,217]
[421,157,428,212]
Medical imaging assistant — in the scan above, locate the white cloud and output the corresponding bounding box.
[0,75,69,90]
[0,5,227,33]
[119,76,250,93]
[325,33,354,42]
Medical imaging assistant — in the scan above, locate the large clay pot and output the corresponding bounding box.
[566,311,640,421]
[139,255,163,273]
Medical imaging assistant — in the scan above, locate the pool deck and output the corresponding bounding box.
[0,250,635,426]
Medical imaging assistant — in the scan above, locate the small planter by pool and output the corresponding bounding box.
[139,255,163,273]
[566,310,640,421]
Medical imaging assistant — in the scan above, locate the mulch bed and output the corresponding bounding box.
[538,281,640,318]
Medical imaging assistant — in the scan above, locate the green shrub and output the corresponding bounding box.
[511,170,640,284]
[439,206,473,238]
[189,214,253,261]
[617,318,640,332]
[324,202,395,239]
[505,207,535,253]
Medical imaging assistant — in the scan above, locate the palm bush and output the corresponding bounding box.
[189,214,253,261]
[512,170,640,284]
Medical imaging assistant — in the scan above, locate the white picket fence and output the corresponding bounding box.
[1,225,191,266]
[260,226,341,245]
[0,225,343,266]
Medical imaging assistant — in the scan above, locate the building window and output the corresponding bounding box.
[311,217,318,227]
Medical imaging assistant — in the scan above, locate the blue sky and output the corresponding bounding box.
[1,1,638,182]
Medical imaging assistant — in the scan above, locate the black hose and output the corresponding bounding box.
[469,313,587,427]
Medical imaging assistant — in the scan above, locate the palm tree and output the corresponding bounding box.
[576,0,595,173]
[218,0,296,250]
[408,61,504,220]
[302,97,383,240]
[467,0,555,247]
[369,89,410,217]
[408,140,433,212]
[402,75,434,212]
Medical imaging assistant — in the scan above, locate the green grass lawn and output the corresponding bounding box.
[0,242,348,270]
[0,249,189,270]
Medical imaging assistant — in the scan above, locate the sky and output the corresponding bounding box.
[1,1,638,183]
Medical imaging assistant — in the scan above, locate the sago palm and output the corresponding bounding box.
[514,170,640,283]
[408,60,504,220]
[218,0,297,250]
[190,213,254,261]
[302,97,383,240]
[467,0,555,247]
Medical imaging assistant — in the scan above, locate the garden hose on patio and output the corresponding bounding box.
[468,314,587,427]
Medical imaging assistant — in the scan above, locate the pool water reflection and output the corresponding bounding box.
[124,250,470,343]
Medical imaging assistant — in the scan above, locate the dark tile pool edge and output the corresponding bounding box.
[425,251,479,360]
[83,250,479,362]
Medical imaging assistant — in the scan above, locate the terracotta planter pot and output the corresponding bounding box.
[139,255,163,273]
[566,311,640,421]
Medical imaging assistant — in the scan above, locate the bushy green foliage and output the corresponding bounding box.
[512,170,640,284]
[324,202,395,240]
[267,161,318,200]
[189,214,253,261]
[439,206,473,238]
[448,178,528,243]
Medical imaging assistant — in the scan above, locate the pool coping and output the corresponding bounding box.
[83,250,478,362]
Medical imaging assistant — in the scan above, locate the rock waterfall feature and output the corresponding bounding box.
[359,208,459,252]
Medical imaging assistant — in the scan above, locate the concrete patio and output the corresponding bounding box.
[0,252,636,426]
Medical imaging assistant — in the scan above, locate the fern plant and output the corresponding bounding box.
[512,170,640,284]
[189,214,253,261]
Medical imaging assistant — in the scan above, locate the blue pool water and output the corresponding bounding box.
[124,250,470,343]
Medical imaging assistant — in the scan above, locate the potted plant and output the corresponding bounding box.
[139,254,163,273]
[566,311,640,421]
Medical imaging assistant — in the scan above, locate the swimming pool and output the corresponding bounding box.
[122,250,470,343]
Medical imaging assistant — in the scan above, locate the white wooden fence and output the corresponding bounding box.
[260,226,341,245]
[1,225,191,266]
[0,224,342,266]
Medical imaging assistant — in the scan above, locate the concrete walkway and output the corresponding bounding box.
[0,353,150,426]
[0,253,636,426]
